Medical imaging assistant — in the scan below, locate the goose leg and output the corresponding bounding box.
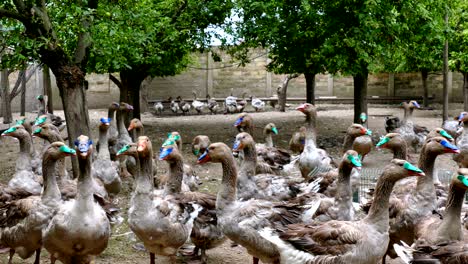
[50,254,57,264]
[8,249,14,264]
[34,248,41,264]
[150,253,155,264]
[253,256,259,264]
[200,248,207,264]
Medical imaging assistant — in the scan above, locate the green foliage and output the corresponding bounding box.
[450,0,468,73]
[88,0,233,77]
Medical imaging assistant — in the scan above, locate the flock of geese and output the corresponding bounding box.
[0,98,467,264]
[154,90,268,115]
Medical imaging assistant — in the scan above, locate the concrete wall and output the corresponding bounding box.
[3,50,465,113]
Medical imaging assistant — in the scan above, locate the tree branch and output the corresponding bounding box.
[109,74,123,90]
[0,8,26,22]
[10,70,25,100]
[74,0,98,69]
[171,0,188,24]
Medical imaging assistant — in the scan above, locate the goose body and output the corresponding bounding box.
[289,126,306,154]
[153,101,164,115]
[251,95,265,112]
[192,91,206,114]
[44,136,110,264]
[259,159,425,264]
[396,101,427,152]
[454,112,468,168]
[206,94,219,114]
[225,95,238,114]
[169,97,180,114]
[178,96,191,115]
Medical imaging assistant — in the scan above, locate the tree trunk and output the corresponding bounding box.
[20,71,26,116]
[119,70,146,122]
[463,72,468,111]
[421,70,429,108]
[140,77,152,113]
[43,65,54,114]
[353,71,368,124]
[0,70,13,124]
[52,65,90,179]
[278,74,299,112]
[304,72,315,104]
[442,11,449,122]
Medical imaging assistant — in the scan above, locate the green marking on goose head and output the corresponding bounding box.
[35,116,47,126]
[33,127,42,134]
[403,162,423,173]
[2,126,17,135]
[457,175,468,187]
[117,144,131,155]
[271,127,278,135]
[59,145,76,155]
[347,154,362,167]
[376,136,390,147]
[438,129,453,140]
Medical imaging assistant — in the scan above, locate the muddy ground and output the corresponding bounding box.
[0,102,463,263]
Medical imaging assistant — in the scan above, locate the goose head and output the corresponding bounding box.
[15,116,27,126]
[36,94,44,101]
[409,100,421,109]
[296,103,316,116]
[197,142,233,164]
[159,144,182,162]
[1,125,28,139]
[192,135,210,157]
[163,132,181,149]
[457,112,468,125]
[34,115,48,126]
[116,143,138,158]
[376,133,405,150]
[120,102,134,112]
[99,117,111,131]
[232,132,254,152]
[127,118,142,131]
[359,112,367,124]
[342,150,362,170]
[385,159,425,180]
[423,136,459,155]
[45,142,76,160]
[454,168,468,191]
[234,113,252,128]
[137,136,153,158]
[428,127,454,142]
[264,123,278,135]
[32,123,55,139]
[347,124,371,137]
[109,102,120,111]
[74,135,93,159]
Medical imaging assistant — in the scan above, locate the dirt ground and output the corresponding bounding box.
[0,102,463,264]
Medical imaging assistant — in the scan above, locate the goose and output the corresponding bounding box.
[224,92,238,114]
[426,127,455,142]
[191,135,211,157]
[92,118,121,197]
[16,116,41,174]
[116,138,201,263]
[237,92,247,113]
[169,97,180,114]
[36,95,66,131]
[43,135,111,264]
[250,95,265,112]
[255,123,291,168]
[442,117,463,143]
[234,113,254,138]
[105,102,120,160]
[197,142,305,264]
[15,116,33,135]
[1,126,42,195]
[396,101,427,152]
[353,113,373,161]
[296,103,334,180]
[393,169,468,264]
[259,159,425,264]
[343,123,372,161]
[178,96,191,115]
[384,115,401,133]
[153,101,164,115]
[377,137,460,260]
[206,94,219,114]
[376,132,408,160]
[159,143,225,263]
[289,126,306,154]
[128,118,146,138]
[115,102,136,178]
[192,91,206,114]
[454,112,468,168]
[0,142,76,264]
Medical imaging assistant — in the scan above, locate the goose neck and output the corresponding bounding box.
[264,133,273,148]
[364,177,397,233]
[77,155,94,200]
[240,143,257,177]
[416,147,437,199]
[42,157,61,203]
[343,135,356,152]
[393,144,407,160]
[334,164,354,220]
[136,152,153,194]
[217,155,238,210]
[164,157,184,195]
[98,128,110,160]
[436,183,466,241]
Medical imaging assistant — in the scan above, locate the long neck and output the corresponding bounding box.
[343,134,356,152]
[19,134,33,155]
[435,183,466,241]
[240,142,257,178]
[305,112,317,142]
[392,142,407,160]
[217,155,238,210]
[364,177,397,232]
[264,132,273,147]
[164,156,184,195]
[416,146,437,203]
[136,152,154,194]
[41,156,61,203]
[136,126,144,138]
[117,110,129,137]
[403,107,410,123]
[77,155,94,205]
[334,163,354,220]
[98,128,110,160]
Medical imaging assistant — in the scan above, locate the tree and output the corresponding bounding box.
[1,0,98,178]
[449,0,468,110]
[227,1,327,105]
[88,0,233,120]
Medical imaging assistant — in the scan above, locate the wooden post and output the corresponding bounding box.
[206,51,213,97]
[442,11,449,121]
[327,74,334,96]
[266,56,272,96]
[387,73,395,96]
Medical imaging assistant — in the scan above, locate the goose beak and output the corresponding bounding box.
[232,140,242,151]
[403,162,424,176]
[128,123,135,131]
[296,104,305,112]
[272,127,278,135]
[159,148,173,160]
[197,151,211,164]
[234,117,243,127]
[137,141,146,152]
[441,140,460,154]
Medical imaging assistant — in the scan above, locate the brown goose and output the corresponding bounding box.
[106,102,120,160]
[117,138,201,263]
[255,123,291,168]
[197,142,304,264]
[1,125,42,195]
[234,113,254,137]
[43,136,110,264]
[343,123,372,161]
[454,112,468,168]
[289,126,306,154]
[395,101,427,153]
[115,102,136,178]
[191,135,211,157]
[376,132,408,160]
[159,144,225,263]
[0,142,75,264]
[381,137,460,260]
[427,127,455,142]
[296,103,334,180]
[127,118,145,138]
[394,169,468,264]
[259,159,425,264]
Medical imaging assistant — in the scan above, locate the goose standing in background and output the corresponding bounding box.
[250,95,265,112]
[454,112,468,168]
[289,126,306,154]
[192,91,206,114]
[115,102,136,178]
[191,135,211,157]
[169,97,180,114]
[237,92,247,113]
[225,92,238,114]
[106,102,120,160]
[234,113,254,138]
[153,101,164,115]
[343,123,372,162]
[206,94,219,114]
[178,96,191,115]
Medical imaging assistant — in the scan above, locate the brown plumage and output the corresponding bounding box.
[234,113,254,137]
[289,126,306,154]
[342,124,371,161]
[191,135,211,157]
